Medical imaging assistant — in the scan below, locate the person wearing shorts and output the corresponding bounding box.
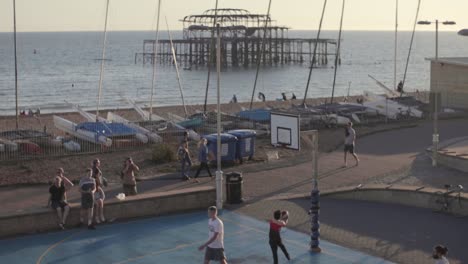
[48,168,73,230]
[94,185,106,224]
[121,157,139,196]
[79,168,96,230]
[199,206,227,264]
[344,122,359,167]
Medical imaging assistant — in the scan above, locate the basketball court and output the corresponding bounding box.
[0,210,392,263]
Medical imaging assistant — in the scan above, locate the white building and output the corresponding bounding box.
[428,57,468,109]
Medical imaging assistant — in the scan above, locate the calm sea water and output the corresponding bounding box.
[0,30,467,115]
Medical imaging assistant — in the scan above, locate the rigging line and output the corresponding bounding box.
[165,16,188,118]
[394,0,398,91]
[203,0,219,114]
[330,0,345,105]
[249,0,273,110]
[149,0,162,121]
[13,0,19,129]
[302,0,328,107]
[401,0,422,95]
[96,0,110,121]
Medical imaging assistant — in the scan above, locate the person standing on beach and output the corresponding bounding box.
[121,157,139,196]
[49,168,73,230]
[433,245,450,264]
[344,122,359,167]
[79,168,96,230]
[195,138,213,179]
[178,141,194,181]
[269,210,290,264]
[198,206,227,264]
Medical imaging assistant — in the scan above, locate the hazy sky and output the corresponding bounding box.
[0,0,466,32]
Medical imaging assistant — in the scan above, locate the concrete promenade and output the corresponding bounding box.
[1,118,467,263]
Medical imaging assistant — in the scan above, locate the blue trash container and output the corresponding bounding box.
[227,129,256,163]
[204,133,238,162]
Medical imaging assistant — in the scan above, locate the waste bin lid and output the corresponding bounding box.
[227,129,256,139]
[204,133,238,143]
[226,172,243,182]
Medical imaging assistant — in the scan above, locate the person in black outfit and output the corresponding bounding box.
[269,210,290,264]
[49,168,74,230]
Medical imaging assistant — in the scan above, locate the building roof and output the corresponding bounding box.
[426,57,468,67]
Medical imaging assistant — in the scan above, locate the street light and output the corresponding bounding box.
[458,29,468,36]
[418,19,456,167]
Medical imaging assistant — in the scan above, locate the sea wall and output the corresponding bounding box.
[0,186,216,238]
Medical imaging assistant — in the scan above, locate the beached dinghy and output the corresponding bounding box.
[0,138,18,152]
[363,91,423,118]
[54,115,112,147]
[107,112,162,143]
[125,98,200,141]
[64,101,150,144]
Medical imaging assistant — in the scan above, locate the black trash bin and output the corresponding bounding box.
[225,172,243,204]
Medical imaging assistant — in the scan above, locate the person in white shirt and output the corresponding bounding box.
[199,206,227,264]
[433,245,450,264]
[344,122,359,167]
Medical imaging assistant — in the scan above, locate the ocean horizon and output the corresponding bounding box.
[0,30,467,116]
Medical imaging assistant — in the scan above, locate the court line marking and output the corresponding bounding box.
[112,226,258,264]
[223,214,385,263]
[36,230,84,264]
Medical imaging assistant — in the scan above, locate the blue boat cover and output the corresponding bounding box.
[76,122,137,137]
[237,109,271,122]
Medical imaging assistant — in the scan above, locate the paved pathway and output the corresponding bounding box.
[232,197,467,264]
[1,118,468,263]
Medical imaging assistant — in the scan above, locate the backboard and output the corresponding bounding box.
[270,112,300,150]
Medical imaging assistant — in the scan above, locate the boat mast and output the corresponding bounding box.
[330,0,345,104]
[13,0,19,129]
[249,0,273,110]
[165,17,188,118]
[95,0,110,121]
[302,0,328,107]
[149,0,162,121]
[203,0,219,114]
[215,23,223,209]
[401,0,422,93]
[394,0,398,92]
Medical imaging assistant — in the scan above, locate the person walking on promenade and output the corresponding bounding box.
[195,138,212,179]
[121,157,139,196]
[79,168,96,230]
[49,168,73,230]
[344,122,359,167]
[198,206,227,264]
[433,245,450,264]
[178,141,194,182]
[269,210,290,264]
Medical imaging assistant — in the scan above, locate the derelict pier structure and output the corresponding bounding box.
[135,9,339,68]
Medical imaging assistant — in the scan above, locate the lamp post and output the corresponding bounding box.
[458,29,468,37]
[417,19,455,167]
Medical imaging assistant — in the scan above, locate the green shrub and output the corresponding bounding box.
[152,144,175,163]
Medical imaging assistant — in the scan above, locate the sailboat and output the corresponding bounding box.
[0,0,62,156]
[54,0,158,147]
[365,0,425,119]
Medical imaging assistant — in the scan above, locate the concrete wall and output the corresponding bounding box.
[437,152,468,173]
[324,184,468,216]
[430,61,468,109]
[0,186,216,238]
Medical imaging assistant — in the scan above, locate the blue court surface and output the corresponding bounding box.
[0,210,392,264]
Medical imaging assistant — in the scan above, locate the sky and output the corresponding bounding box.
[0,0,467,32]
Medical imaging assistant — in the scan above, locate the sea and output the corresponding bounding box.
[0,30,467,116]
